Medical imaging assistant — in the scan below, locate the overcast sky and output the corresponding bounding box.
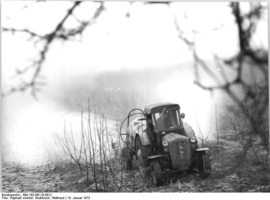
[4,1,267,85]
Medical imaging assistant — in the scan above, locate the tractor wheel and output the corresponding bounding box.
[125,159,133,171]
[197,151,211,179]
[188,153,198,172]
[135,136,142,158]
[136,136,147,166]
[150,160,164,186]
[122,147,133,171]
[135,137,152,166]
[187,160,197,174]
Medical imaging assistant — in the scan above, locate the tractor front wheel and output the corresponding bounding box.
[150,160,164,186]
[197,151,211,179]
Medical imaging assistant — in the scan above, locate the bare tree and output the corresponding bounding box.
[170,2,268,154]
[55,98,149,192]
[214,104,220,154]
[2,1,104,97]
[195,110,212,148]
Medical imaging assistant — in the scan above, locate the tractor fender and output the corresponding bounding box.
[183,122,196,138]
[195,148,209,154]
[147,155,163,160]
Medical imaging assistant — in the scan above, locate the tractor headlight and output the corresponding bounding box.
[190,137,197,143]
[162,141,168,146]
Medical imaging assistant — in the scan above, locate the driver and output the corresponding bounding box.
[163,111,173,129]
[156,111,173,130]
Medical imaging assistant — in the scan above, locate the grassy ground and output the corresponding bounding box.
[2,139,270,193]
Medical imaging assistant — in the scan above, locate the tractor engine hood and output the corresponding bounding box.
[162,133,189,144]
[162,132,191,170]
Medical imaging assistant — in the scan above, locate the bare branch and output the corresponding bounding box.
[2,1,105,98]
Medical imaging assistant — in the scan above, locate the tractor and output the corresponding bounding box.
[120,102,211,186]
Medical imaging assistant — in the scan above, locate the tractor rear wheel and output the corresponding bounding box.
[135,136,142,159]
[150,160,164,186]
[122,147,133,171]
[135,137,152,166]
[197,151,211,178]
[125,159,133,171]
